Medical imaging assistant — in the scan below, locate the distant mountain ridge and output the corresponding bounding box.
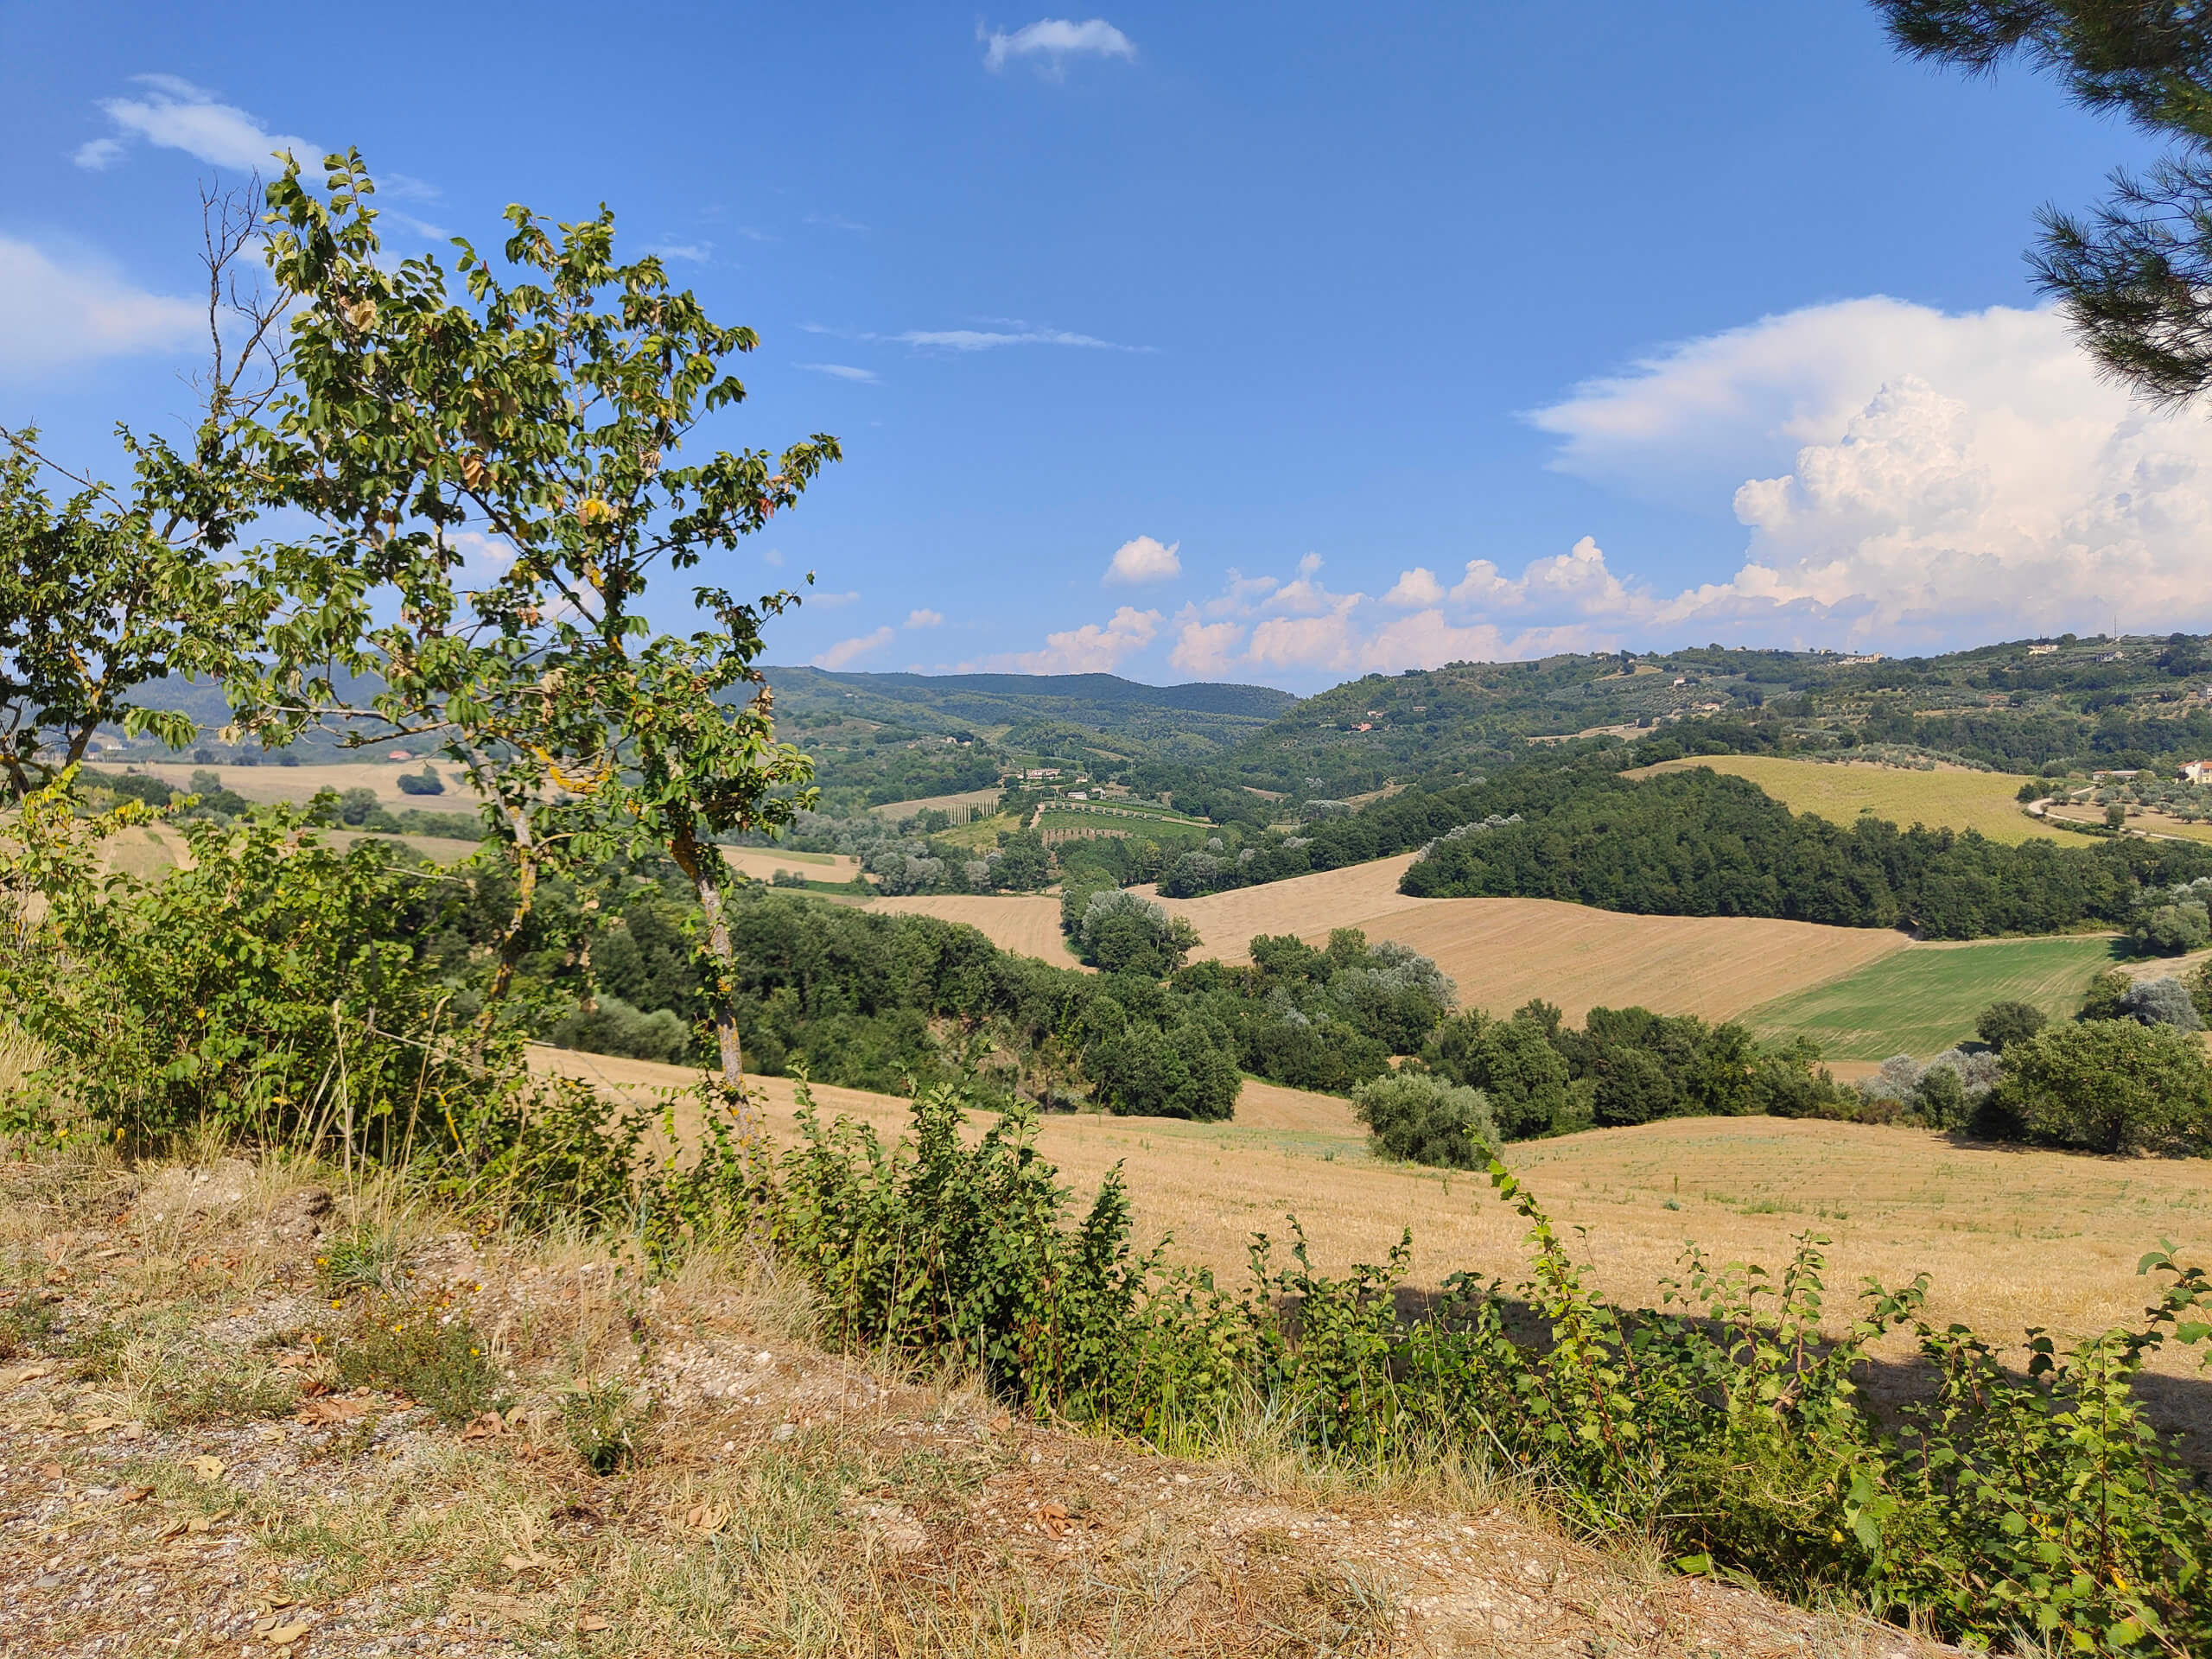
[760,665,1295,718]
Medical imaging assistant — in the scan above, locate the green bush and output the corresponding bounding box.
[1351,1071,1496,1167]
[1974,998,2047,1051]
[337,1300,506,1426]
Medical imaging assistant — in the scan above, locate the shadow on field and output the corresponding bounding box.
[1370,1282,2212,1472]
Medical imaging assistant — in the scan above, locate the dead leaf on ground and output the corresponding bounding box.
[575,1612,613,1633]
[188,1454,225,1482]
[0,1365,56,1389]
[682,1502,731,1535]
[116,1484,153,1504]
[460,1409,507,1440]
[269,1621,309,1646]
[296,1397,369,1427]
[79,1415,127,1433]
[501,1550,551,1573]
[1030,1501,1082,1539]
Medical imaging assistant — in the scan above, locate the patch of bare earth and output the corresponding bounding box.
[0,1154,1945,1658]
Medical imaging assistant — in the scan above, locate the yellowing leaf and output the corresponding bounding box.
[188,1455,225,1482]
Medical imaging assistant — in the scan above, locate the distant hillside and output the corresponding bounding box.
[761,667,1294,720]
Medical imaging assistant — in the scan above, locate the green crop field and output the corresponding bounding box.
[1743,934,2126,1060]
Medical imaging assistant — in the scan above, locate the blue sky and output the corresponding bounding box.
[2,3,2196,690]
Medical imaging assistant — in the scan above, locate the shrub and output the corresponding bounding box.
[1999,1019,2212,1154]
[1351,1071,1496,1167]
[337,1300,506,1426]
[395,766,444,796]
[769,867,810,888]
[2120,975,2205,1031]
[1974,998,2047,1051]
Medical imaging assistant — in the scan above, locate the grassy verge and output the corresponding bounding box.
[0,1145,1902,1658]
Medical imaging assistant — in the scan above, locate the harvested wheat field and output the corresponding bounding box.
[127,759,471,811]
[1153,856,1908,1023]
[862,892,1088,968]
[721,845,860,884]
[532,1046,2212,1460]
[1635,753,2060,844]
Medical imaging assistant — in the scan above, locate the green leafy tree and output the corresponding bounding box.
[1975,997,2048,1050]
[1999,1017,2212,1153]
[234,154,838,1104]
[0,187,286,797]
[1878,2,2212,403]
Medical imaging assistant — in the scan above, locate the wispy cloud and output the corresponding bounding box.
[906,608,944,629]
[803,319,1149,354]
[809,589,862,607]
[981,18,1136,76]
[798,362,879,383]
[75,75,315,172]
[815,626,893,669]
[380,173,442,201]
[641,240,712,264]
[0,235,200,376]
[805,212,868,233]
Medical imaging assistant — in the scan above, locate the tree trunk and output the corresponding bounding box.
[667,822,752,1139]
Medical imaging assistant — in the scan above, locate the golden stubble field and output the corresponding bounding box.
[861,893,1087,968]
[1632,753,2060,843]
[1146,855,1909,1023]
[534,1047,2212,1448]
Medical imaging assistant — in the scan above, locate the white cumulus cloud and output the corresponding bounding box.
[76,75,316,172]
[1534,297,2212,645]
[814,627,893,669]
[0,236,201,375]
[995,606,1160,673]
[905,608,944,628]
[981,18,1136,74]
[1103,534,1181,584]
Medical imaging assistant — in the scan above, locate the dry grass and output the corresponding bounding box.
[532,1047,2212,1460]
[1149,856,1908,1024]
[1633,754,2059,844]
[126,760,465,811]
[862,893,1090,968]
[0,1147,1933,1658]
[721,846,861,884]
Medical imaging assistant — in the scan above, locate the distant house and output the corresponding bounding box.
[2027,643,2058,656]
[1353,722,1374,732]
[2096,651,2126,664]
[2092,769,2141,782]
[2183,760,2212,785]
[1834,653,1885,666]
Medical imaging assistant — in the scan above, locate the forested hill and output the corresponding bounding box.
[109,632,2212,810]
